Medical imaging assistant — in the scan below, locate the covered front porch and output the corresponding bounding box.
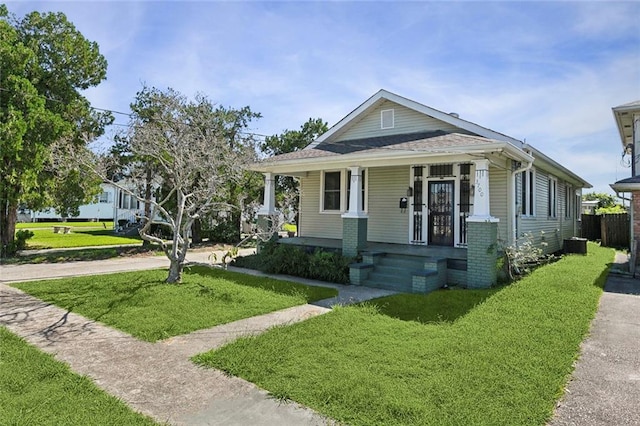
[279,236,466,260]
[278,235,473,293]
[259,158,502,292]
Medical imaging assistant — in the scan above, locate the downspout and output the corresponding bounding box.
[511,150,533,245]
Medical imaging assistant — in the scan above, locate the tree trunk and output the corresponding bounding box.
[166,258,183,283]
[230,210,242,243]
[142,169,153,248]
[0,201,18,257]
[191,219,202,244]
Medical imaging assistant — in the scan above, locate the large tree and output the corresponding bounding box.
[0,6,110,255]
[261,118,328,222]
[99,87,258,283]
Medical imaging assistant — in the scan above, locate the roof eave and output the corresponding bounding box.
[306,89,526,150]
[251,141,533,174]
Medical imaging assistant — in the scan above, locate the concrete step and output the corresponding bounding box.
[362,277,414,293]
[371,264,416,278]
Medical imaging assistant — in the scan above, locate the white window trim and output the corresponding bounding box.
[548,176,558,219]
[320,169,370,214]
[381,109,394,129]
[521,168,537,218]
[564,183,572,219]
[320,170,345,214]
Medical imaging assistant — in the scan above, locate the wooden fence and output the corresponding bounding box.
[581,213,629,248]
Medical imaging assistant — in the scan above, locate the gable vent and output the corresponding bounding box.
[381,109,394,129]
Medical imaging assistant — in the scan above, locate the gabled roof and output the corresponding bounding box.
[254,89,591,188]
[612,100,640,148]
[306,89,523,149]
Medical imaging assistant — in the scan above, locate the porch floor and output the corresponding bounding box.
[278,236,467,260]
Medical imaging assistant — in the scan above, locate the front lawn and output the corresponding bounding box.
[194,243,612,426]
[0,327,156,425]
[16,221,114,229]
[12,266,338,342]
[1,246,162,265]
[23,228,141,249]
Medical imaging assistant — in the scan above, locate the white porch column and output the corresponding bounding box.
[342,166,368,219]
[257,172,276,215]
[468,159,498,222]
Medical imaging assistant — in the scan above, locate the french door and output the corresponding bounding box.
[428,181,454,246]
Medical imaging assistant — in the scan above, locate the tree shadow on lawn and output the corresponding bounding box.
[362,286,504,325]
[184,264,337,302]
[76,229,139,238]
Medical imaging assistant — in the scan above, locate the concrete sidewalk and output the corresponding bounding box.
[0,251,394,425]
[0,248,253,284]
[550,254,640,426]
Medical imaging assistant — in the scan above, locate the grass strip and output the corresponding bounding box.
[16,221,114,229]
[1,246,162,265]
[24,228,141,249]
[0,327,156,425]
[194,243,612,426]
[12,266,337,342]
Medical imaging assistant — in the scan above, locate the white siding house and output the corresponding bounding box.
[26,183,143,226]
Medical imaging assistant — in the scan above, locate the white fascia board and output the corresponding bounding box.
[306,90,387,149]
[611,182,640,192]
[253,142,533,175]
[306,89,526,150]
[612,104,639,147]
[526,145,592,189]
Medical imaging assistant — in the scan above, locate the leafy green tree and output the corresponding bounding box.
[261,118,328,223]
[582,192,620,209]
[0,6,111,255]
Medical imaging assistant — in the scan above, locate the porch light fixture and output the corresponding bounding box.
[406,187,413,197]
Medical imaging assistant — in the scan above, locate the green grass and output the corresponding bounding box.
[24,228,141,249]
[194,243,612,426]
[0,327,156,425]
[16,221,114,229]
[12,266,338,342]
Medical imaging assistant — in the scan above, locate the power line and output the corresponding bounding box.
[0,86,269,140]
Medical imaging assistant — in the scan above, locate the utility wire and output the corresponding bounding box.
[0,86,270,139]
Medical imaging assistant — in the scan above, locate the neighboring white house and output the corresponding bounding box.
[22,183,143,226]
[253,89,591,291]
[581,199,599,215]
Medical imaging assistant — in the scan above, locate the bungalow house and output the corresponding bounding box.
[610,100,640,274]
[254,90,591,292]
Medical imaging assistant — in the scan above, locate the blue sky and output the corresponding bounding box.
[7,1,640,195]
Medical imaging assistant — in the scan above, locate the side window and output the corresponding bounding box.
[564,184,572,218]
[521,169,536,216]
[322,171,342,211]
[548,177,558,218]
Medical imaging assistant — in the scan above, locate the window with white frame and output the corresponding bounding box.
[564,184,572,218]
[575,192,582,220]
[548,176,558,218]
[346,169,367,211]
[520,169,536,216]
[322,171,342,212]
[98,192,110,203]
